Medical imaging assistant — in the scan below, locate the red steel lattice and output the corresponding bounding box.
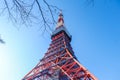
[23,13,97,80]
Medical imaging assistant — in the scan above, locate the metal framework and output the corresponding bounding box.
[22,13,97,80]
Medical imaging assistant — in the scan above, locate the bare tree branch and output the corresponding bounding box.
[0,35,5,44]
[43,0,56,24]
[0,0,61,34]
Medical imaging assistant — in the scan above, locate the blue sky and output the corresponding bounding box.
[0,0,120,80]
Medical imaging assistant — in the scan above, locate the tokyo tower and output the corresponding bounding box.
[22,12,97,80]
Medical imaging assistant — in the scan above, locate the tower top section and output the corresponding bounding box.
[51,11,72,41]
[56,11,64,28]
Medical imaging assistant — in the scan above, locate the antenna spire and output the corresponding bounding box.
[56,10,64,28]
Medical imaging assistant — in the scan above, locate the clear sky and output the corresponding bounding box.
[0,0,120,80]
